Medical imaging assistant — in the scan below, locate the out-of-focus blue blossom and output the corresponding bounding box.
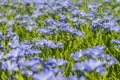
[5,48,25,60]
[74,31,85,37]
[6,31,16,39]
[31,65,40,72]
[0,18,7,23]
[80,10,87,17]
[67,75,78,80]
[2,61,18,72]
[70,8,80,15]
[8,35,19,48]
[22,70,33,76]
[21,57,41,67]
[115,7,120,11]
[55,72,66,80]
[18,59,26,69]
[92,18,102,25]
[81,19,87,24]
[44,18,55,25]
[104,15,114,21]
[71,46,106,61]
[46,58,68,67]
[67,27,81,34]
[50,68,64,73]
[62,0,73,7]
[19,43,32,51]
[32,10,42,18]
[72,59,105,74]
[30,62,48,72]
[32,71,54,80]
[102,54,118,66]
[107,57,118,66]
[7,20,15,26]
[20,40,30,45]
[57,22,69,28]
[85,59,105,71]
[0,32,4,40]
[22,14,31,19]
[4,48,25,60]
[71,45,118,75]
[37,25,58,35]
[7,10,15,15]
[21,19,28,23]
[6,26,16,39]
[0,12,4,16]
[0,52,4,60]
[86,11,95,18]
[6,26,13,32]
[36,20,84,37]
[83,46,105,58]
[96,66,106,75]
[87,4,97,12]
[25,49,42,56]
[45,40,57,48]
[37,28,51,34]
[110,26,120,32]
[79,76,87,80]
[47,25,57,30]
[114,45,120,49]
[58,13,67,20]
[15,14,22,19]
[57,42,64,48]
[95,45,106,49]
[111,39,120,44]
[34,39,64,49]
[70,49,83,61]
[25,26,33,32]
[116,0,120,2]
[0,0,7,5]
[28,21,37,26]
[103,0,110,2]
[33,39,45,47]
[42,64,53,72]
[18,57,43,70]
[102,21,115,29]
[60,26,85,37]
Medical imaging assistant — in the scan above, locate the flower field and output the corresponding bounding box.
[0,0,120,80]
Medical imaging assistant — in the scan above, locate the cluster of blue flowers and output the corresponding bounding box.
[71,46,118,75]
[0,0,119,80]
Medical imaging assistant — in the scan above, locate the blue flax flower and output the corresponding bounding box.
[4,48,25,60]
[111,39,120,44]
[0,52,4,60]
[46,58,68,67]
[72,59,105,74]
[70,49,84,61]
[55,72,66,80]
[96,66,106,75]
[0,32,4,40]
[25,49,42,56]
[83,45,105,58]
[22,70,33,76]
[67,75,78,80]
[2,61,18,72]
[32,71,54,80]
[8,35,20,48]
[110,26,120,32]
[18,57,43,69]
